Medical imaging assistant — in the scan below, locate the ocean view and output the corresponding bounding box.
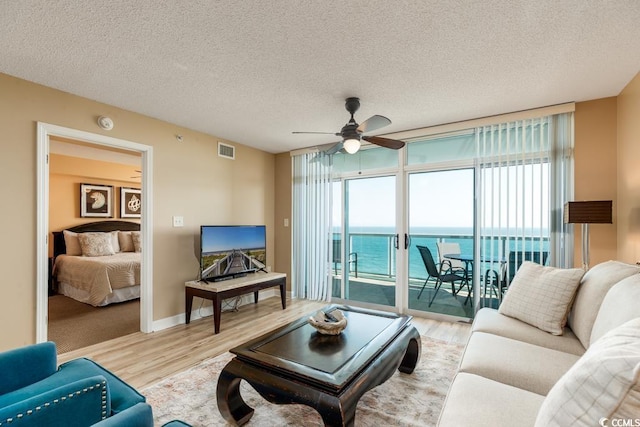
[334,226,549,279]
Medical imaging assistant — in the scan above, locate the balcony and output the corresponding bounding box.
[331,232,549,319]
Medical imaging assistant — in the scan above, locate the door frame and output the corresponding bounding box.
[36,122,154,342]
[331,172,401,312]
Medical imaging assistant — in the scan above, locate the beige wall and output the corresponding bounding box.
[573,98,619,267]
[0,73,275,351]
[617,72,640,264]
[274,153,292,288]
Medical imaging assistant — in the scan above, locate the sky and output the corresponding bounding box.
[201,225,266,252]
[333,169,474,229]
[332,165,549,231]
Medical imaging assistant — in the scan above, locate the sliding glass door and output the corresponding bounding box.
[324,113,571,320]
[406,169,475,317]
[332,175,397,308]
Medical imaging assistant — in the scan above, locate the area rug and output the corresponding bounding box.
[142,336,464,426]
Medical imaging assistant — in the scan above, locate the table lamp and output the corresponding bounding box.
[564,200,613,269]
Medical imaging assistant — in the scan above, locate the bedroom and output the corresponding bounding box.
[48,136,143,351]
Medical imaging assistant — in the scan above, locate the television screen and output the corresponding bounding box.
[200,225,266,281]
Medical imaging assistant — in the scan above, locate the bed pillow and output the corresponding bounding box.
[118,231,135,252]
[78,232,115,257]
[110,230,121,253]
[63,230,82,256]
[499,261,585,335]
[534,317,640,426]
[131,231,142,253]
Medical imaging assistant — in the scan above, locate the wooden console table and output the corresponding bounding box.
[185,272,286,334]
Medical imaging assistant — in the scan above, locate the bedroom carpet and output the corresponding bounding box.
[143,335,464,426]
[48,295,140,353]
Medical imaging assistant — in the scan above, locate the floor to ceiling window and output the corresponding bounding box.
[293,107,574,321]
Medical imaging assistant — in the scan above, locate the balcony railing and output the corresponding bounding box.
[333,231,549,283]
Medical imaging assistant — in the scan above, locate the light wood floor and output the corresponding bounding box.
[58,297,471,390]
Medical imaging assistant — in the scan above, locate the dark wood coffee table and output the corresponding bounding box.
[216,305,421,426]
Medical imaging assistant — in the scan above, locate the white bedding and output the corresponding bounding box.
[54,252,141,306]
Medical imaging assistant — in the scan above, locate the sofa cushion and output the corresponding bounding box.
[568,260,640,348]
[591,274,640,345]
[437,372,544,427]
[93,402,154,427]
[499,262,585,335]
[458,332,580,395]
[472,308,586,355]
[534,318,640,427]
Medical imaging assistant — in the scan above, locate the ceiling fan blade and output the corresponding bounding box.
[362,135,405,150]
[324,141,344,155]
[357,115,391,133]
[292,131,339,135]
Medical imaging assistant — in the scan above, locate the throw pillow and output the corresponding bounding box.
[78,232,115,257]
[63,230,82,256]
[499,262,585,335]
[118,231,135,252]
[534,317,640,427]
[131,231,142,253]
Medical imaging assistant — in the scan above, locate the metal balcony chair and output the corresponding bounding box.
[333,239,358,277]
[436,241,466,272]
[484,250,549,298]
[416,245,470,307]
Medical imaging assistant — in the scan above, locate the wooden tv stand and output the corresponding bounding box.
[185,272,286,334]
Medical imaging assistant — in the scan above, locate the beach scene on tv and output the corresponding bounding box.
[200,226,266,280]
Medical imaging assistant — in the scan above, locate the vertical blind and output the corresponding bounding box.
[291,152,333,300]
[475,113,574,307]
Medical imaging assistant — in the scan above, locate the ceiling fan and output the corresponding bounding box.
[293,97,405,154]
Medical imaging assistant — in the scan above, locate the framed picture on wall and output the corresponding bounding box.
[80,183,113,218]
[120,187,142,218]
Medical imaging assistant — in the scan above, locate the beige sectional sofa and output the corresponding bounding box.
[438,260,640,426]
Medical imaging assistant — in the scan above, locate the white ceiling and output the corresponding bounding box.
[2,1,639,154]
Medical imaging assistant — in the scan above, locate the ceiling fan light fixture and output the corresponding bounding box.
[343,138,361,154]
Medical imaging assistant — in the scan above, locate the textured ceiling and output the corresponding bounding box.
[1,1,639,154]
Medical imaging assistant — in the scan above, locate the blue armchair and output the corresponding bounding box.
[0,342,153,426]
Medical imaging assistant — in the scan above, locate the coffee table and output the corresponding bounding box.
[216,305,421,426]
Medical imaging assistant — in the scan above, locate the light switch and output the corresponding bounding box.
[173,216,184,227]
[284,218,289,227]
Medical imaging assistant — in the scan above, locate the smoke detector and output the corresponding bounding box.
[97,116,114,130]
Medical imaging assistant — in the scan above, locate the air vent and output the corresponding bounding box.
[218,142,235,160]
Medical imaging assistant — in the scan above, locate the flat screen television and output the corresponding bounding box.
[199,225,266,282]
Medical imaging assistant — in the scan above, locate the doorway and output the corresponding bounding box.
[36,122,154,343]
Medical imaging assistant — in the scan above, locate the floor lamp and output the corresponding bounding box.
[564,200,613,269]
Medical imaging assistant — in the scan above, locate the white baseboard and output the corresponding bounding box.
[151,289,284,332]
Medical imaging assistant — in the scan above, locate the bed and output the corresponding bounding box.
[52,221,141,307]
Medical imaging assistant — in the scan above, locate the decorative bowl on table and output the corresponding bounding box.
[308,309,347,335]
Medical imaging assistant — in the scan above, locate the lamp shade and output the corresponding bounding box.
[564,200,612,224]
[343,138,361,154]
